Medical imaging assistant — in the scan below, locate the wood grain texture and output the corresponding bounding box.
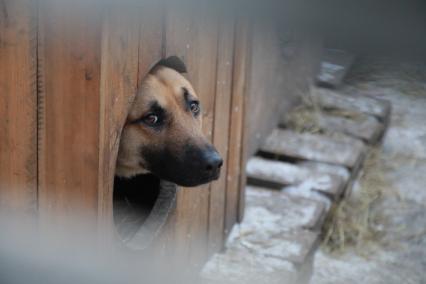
[97,4,140,238]
[0,0,37,213]
[37,0,102,226]
[237,20,252,223]
[207,16,234,256]
[137,0,164,82]
[224,18,250,237]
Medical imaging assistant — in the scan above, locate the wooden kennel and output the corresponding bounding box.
[0,0,321,274]
[0,0,249,270]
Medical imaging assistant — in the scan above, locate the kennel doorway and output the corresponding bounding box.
[113,174,177,250]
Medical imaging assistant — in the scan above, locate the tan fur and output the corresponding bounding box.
[116,67,206,178]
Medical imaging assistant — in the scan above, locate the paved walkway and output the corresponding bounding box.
[311,60,426,284]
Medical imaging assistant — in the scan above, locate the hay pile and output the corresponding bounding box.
[283,105,322,134]
[283,87,364,135]
[321,147,399,254]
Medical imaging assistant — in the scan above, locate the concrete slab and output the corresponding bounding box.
[228,227,320,266]
[316,49,355,88]
[297,161,351,184]
[247,157,311,187]
[282,183,332,211]
[317,112,384,144]
[201,186,323,284]
[315,88,391,122]
[260,129,366,168]
[246,187,326,230]
[201,247,298,284]
[246,157,346,199]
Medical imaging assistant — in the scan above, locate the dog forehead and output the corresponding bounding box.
[129,67,199,120]
[153,67,198,98]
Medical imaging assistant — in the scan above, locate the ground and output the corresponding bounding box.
[201,58,426,284]
[311,59,426,284]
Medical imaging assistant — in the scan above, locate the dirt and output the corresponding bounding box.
[311,59,426,284]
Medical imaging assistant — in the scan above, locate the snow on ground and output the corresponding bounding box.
[311,60,426,284]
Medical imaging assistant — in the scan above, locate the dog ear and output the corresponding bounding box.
[152,56,187,73]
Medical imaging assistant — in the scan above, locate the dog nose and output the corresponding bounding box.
[204,151,223,172]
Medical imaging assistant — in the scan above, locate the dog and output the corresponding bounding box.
[115,56,223,187]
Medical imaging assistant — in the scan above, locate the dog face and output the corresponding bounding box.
[116,56,223,187]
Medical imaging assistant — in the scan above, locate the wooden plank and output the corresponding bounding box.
[137,0,164,81]
[316,49,355,88]
[0,0,37,213]
[164,0,219,274]
[38,0,102,226]
[237,19,252,224]
[207,17,234,256]
[97,4,140,239]
[260,129,366,169]
[225,18,249,236]
[315,88,391,121]
[246,157,345,199]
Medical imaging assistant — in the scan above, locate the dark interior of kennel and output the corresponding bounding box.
[113,174,160,242]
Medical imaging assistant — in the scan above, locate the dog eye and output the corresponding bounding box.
[142,114,159,126]
[190,102,200,114]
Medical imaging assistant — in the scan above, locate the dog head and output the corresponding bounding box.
[116,56,223,187]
